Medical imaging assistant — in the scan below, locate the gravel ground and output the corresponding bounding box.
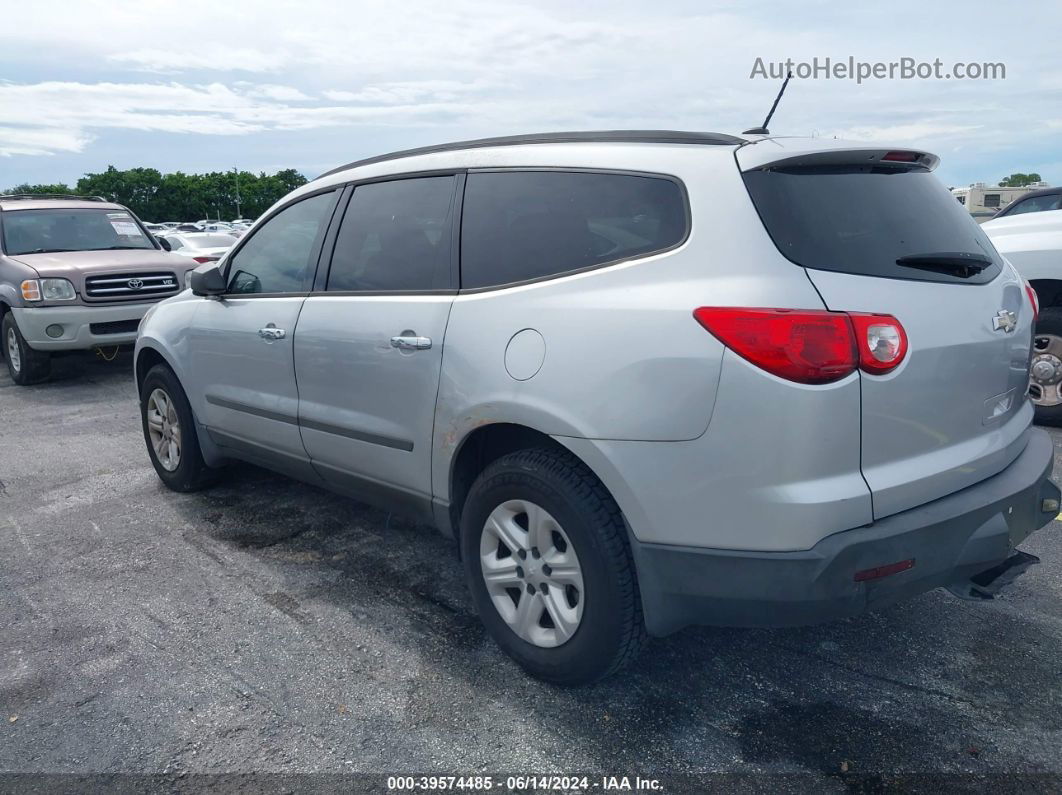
[1,351,1060,789]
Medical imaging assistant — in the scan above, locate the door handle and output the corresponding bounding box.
[390,334,432,351]
[258,325,286,341]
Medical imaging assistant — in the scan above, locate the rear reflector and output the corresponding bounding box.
[693,307,908,384]
[692,307,856,385]
[881,151,920,162]
[848,313,908,375]
[854,558,915,582]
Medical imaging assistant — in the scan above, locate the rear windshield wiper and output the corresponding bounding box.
[896,252,993,279]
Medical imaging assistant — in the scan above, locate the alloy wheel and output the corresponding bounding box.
[146,388,182,471]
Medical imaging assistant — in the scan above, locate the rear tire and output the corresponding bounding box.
[140,364,219,492]
[1031,307,1062,427]
[2,312,51,385]
[460,447,647,685]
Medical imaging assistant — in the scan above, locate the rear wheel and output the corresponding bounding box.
[460,448,647,685]
[1029,307,1062,426]
[140,364,219,491]
[2,312,51,385]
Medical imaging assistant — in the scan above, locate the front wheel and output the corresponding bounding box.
[140,364,219,492]
[460,448,647,685]
[1029,307,1062,426]
[2,312,51,385]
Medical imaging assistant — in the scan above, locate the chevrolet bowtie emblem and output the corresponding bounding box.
[992,309,1017,333]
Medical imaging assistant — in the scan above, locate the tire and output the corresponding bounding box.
[1031,307,1062,427]
[2,312,51,385]
[140,363,219,492]
[460,447,647,685]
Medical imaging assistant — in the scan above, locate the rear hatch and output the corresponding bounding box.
[737,141,1034,519]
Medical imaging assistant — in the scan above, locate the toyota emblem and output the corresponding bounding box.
[127,278,144,290]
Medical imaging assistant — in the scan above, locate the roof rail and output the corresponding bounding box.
[0,193,109,203]
[316,129,747,180]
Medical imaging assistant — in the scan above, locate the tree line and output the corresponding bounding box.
[5,166,309,222]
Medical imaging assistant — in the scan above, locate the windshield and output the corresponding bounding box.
[742,165,1004,285]
[2,208,154,255]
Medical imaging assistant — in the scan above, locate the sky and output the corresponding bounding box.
[0,0,1059,189]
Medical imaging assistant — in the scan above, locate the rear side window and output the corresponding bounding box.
[327,176,456,292]
[743,166,1003,285]
[226,191,335,294]
[1002,194,1062,216]
[460,171,688,289]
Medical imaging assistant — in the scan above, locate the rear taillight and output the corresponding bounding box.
[1025,281,1039,322]
[693,307,908,384]
[192,256,218,264]
[692,308,857,384]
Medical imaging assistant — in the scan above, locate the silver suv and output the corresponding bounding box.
[0,194,196,384]
[135,131,1059,684]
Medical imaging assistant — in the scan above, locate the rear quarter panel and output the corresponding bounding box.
[432,146,833,511]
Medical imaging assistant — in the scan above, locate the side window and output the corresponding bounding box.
[460,171,688,290]
[326,176,456,292]
[1008,195,1062,215]
[226,191,335,294]
[983,193,1001,208]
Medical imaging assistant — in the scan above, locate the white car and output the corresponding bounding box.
[983,205,1062,424]
[160,233,236,264]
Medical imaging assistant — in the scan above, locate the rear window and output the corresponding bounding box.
[460,171,688,289]
[743,166,1004,285]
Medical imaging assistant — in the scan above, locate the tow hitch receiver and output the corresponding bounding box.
[947,551,1041,600]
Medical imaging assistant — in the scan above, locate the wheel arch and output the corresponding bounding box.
[1029,279,1062,309]
[134,343,175,394]
[445,422,623,547]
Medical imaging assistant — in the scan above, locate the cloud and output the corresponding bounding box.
[0,80,488,157]
[110,48,285,74]
[0,0,1059,185]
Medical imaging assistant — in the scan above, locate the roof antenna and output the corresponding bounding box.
[743,71,792,136]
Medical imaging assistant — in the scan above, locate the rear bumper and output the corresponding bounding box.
[632,428,1059,636]
[12,303,157,350]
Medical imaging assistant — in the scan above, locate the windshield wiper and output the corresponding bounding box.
[90,245,149,250]
[896,251,993,279]
[14,248,77,255]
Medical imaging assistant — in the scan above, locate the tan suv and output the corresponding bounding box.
[0,194,195,384]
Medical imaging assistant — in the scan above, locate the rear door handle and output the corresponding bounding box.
[258,325,286,341]
[390,334,432,351]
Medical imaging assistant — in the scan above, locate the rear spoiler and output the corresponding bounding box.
[736,140,940,172]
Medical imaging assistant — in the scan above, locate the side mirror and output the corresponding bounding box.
[190,262,227,296]
[157,236,172,251]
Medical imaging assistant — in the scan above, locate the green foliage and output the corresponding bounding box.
[4,182,78,195]
[999,173,1043,187]
[5,166,308,221]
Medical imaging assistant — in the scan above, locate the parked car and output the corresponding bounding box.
[982,206,1062,423]
[134,131,1058,684]
[0,194,196,384]
[160,232,236,264]
[991,186,1061,219]
[144,223,167,234]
